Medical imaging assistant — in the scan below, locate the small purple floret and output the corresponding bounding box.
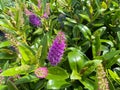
[29,14,41,27]
[48,31,66,66]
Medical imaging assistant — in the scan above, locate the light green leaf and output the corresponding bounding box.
[0,85,8,90]
[70,70,81,80]
[1,65,34,76]
[0,41,11,48]
[18,43,36,64]
[108,69,120,84]
[79,14,90,22]
[66,17,77,24]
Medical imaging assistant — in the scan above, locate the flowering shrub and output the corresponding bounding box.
[0,0,120,90]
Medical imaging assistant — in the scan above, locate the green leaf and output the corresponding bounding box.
[47,79,70,89]
[73,24,91,40]
[35,45,42,61]
[66,17,77,24]
[70,70,81,80]
[79,14,90,22]
[102,50,120,60]
[15,75,38,84]
[100,39,114,47]
[92,27,106,58]
[68,50,88,71]
[34,79,46,90]
[0,85,8,90]
[0,50,17,60]
[7,80,18,90]
[106,55,120,68]
[108,69,120,84]
[80,60,102,76]
[57,0,68,7]
[1,65,34,76]
[107,75,115,90]
[47,66,69,80]
[80,78,94,90]
[0,16,17,31]
[93,27,106,37]
[0,41,11,48]
[18,43,36,64]
[117,31,120,42]
[39,34,48,66]
[101,1,107,10]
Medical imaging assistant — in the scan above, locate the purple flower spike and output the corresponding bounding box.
[35,67,48,78]
[48,31,66,66]
[29,14,41,27]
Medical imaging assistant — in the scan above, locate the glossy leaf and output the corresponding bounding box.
[68,50,89,71]
[73,24,91,40]
[47,79,70,89]
[80,78,94,90]
[47,66,69,80]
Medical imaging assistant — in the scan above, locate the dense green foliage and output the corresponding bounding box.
[0,0,120,90]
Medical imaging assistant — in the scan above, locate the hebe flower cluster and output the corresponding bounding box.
[29,14,41,27]
[34,67,48,78]
[48,31,66,66]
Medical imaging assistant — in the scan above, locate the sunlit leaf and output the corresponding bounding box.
[1,65,34,76]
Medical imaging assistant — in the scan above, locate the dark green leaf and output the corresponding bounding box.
[7,80,18,90]
[15,75,38,84]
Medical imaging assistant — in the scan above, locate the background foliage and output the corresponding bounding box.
[0,0,120,90]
